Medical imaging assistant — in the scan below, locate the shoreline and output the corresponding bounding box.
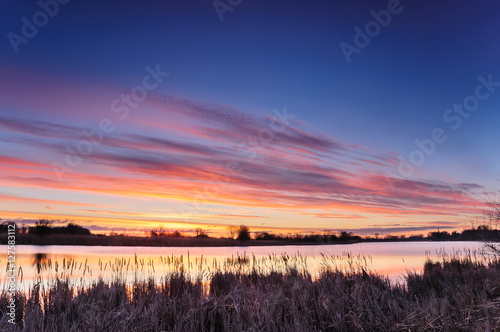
[2,234,359,247]
[1,234,491,247]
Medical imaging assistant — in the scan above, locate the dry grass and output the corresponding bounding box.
[0,252,499,331]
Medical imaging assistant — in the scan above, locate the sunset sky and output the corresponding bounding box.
[1,0,499,236]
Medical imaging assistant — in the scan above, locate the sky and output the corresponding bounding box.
[0,0,499,236]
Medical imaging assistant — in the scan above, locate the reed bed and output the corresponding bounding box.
[0,252,499,331]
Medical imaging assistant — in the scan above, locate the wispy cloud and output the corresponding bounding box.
[0,88,485,232]
[0,193,102,207]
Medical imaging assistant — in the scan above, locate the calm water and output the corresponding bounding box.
[0,241,486,290]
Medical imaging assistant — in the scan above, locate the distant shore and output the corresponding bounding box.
[1,222,497,247]
[1,233,495,247]
[2,234,361,247]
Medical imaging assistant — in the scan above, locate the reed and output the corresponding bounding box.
[0,252,498,331]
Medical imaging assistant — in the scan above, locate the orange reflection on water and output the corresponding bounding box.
[0,241,484,290]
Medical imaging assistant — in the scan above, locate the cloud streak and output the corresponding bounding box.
[0,87,486,233]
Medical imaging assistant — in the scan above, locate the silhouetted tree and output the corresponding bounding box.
[194,227,208,238]
[0,222,9,233]
[29,221,91,237]
[64,223,91,235]
[150,225,167,237]
[428,229,451,241]
[36,219,53,227]
[227,225,238,240]
[237,225,251,241]
[21,224,28,235]
[30,219,54,236]
[254,231,278,240]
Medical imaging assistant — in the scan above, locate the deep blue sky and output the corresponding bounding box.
[0,0,499,234]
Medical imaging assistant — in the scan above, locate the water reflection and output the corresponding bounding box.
[0,241,484,289]
[32,253,47,274]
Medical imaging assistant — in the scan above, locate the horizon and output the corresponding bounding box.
[7,219,495,239]
[1,0,499,237]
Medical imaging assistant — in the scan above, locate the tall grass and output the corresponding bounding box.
[0,252,499,331]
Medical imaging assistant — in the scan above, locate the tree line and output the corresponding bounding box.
[0,220,498,244]
[0,219,90,236]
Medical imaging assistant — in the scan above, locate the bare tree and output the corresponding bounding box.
[227,225,238,240]
[194,227,208,238]
[484,195,500,256]
[36,219,54,227]
[470,190,500,256]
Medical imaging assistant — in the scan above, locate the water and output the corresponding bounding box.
[0,241,486,290]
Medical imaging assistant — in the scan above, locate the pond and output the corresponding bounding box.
[0,241,486,291]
